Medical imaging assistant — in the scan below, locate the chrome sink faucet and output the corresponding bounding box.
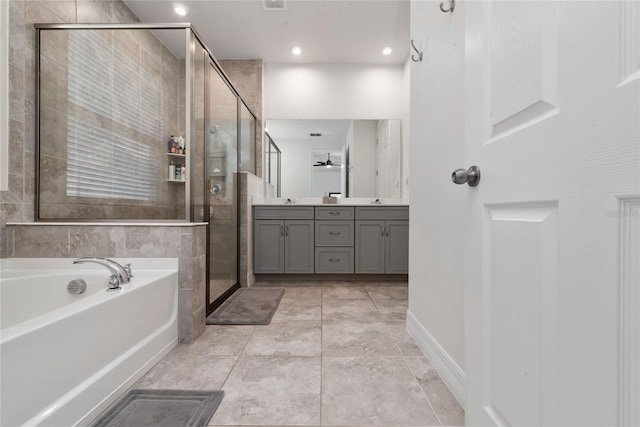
[73,257,132,291]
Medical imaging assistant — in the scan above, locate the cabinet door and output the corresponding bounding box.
[284,220,314,273]
[385,221,409,274]
[355,220,385,274]
[254,220,284,273]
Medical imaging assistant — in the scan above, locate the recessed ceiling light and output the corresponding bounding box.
[292,46,302,56]
[382,47,393,55]
[174,4,187,16]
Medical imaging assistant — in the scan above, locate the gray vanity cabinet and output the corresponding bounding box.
[355,207,409,274]
[254,207,314,274]
[354,220,386,273]
[285,220,315,273]
[384,221,410,273]
[315,207,355,273]
[254,205,408,276]
[253,220,285,273]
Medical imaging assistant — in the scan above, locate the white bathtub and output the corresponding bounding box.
[0,258,179,427]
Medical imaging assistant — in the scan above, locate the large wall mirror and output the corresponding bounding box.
[265,119,401,199]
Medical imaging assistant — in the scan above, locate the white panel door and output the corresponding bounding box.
[464,1,640,426]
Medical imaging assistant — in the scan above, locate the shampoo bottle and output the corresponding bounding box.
[169,160,175,180]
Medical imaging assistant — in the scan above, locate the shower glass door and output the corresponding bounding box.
[206,61,239,310]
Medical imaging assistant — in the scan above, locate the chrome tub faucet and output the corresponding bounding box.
[73,257,132,291]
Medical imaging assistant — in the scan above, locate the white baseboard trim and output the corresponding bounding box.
[406,309,466,408]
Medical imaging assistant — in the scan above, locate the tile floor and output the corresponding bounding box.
[134,281,465,426]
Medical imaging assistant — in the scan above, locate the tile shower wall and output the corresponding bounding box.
[218,59,263,179]
[0,0,141,255]
[5,223,207,343]
[38,27,184,219]
[217,60,264,287]
[1,1,206,343]
[239,172,264,286]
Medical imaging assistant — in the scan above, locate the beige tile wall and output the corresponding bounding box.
[218,59,263,179]
[1,0,141,255]
[0,2,267,342]
[217,60,265,287]
[0,0,206,343]
[5,223,207,343]
[37,27,184,219]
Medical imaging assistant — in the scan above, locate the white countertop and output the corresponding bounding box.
[252,196,409,206]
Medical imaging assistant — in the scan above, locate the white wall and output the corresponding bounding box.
[277,137,344,198]
[401,59,411,197]
[406,0,466,402]
[311,168,341,197]
[264,63,405,120]
[264,62,410,199]
[0,0,9,191]
[277,140,310,198]
[350,121,377,197]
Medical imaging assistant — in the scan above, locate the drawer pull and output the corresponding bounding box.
[329,231,341,235]
[329,211,341,215]
[329,258,340,262]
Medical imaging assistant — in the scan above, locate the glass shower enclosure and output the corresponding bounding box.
[35,24,256,313]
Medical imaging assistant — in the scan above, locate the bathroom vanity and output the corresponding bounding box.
[253,204,408,275]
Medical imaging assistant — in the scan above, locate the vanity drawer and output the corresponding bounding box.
[254,206,314,220]
[315,206,354,220]
[315,221,354,246]
[355,206,409,220]
[315,247,354,274]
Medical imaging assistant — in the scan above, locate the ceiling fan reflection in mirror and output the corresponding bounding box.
[314,153,341,168]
